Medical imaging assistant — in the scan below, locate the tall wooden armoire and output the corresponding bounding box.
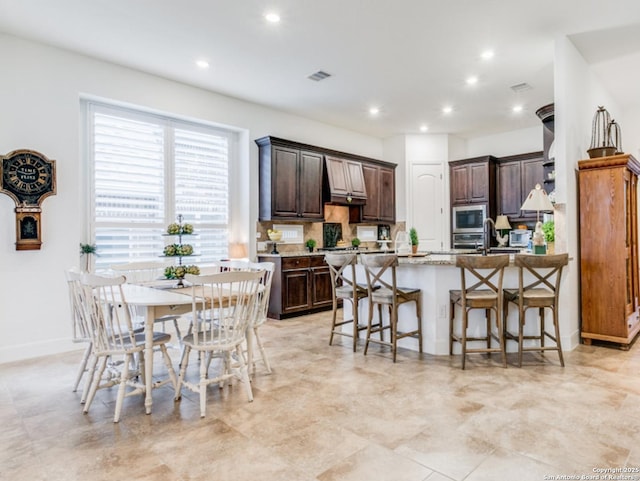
[578,154,640,349]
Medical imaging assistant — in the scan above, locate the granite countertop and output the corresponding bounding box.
[256,252,470,265]
[257,249,470,265]
[257,248,547,266]
[258,249,389,258]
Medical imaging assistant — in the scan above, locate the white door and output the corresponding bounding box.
[408,163,445,251]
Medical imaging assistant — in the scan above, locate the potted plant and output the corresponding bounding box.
[79,243,97,272]
[409,227,419,254]
[305,238,317,252]
[542,220,555,254]
[351,237,361,249]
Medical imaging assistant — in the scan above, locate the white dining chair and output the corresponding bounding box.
[110,261,184,340]
[245,261,275,375]
[175,270,262,417]
[199,260,275,375]
[65,268,93,403]
[80,273,178,422]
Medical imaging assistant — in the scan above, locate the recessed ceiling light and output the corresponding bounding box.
[466,76,478,85]
[369,106,380,116]
[195,60,209,69]
[512,105,523,113]
[481,50,494,60]
[265,12,281,23]
[442,106,453,114]
[420,125,428,132]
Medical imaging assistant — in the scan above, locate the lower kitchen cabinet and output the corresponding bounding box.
[259,254,334,319]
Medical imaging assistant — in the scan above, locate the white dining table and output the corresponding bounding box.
[121,283,192,414]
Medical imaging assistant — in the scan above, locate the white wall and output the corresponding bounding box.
[0,34,383,363]
[624,115,640,159]
[465,126,542,158]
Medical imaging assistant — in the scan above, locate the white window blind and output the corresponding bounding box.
[86,102,231,270]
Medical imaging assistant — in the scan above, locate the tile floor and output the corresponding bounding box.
[1,310,640,481]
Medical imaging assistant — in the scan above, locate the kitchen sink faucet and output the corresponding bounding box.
[481,217,495,256]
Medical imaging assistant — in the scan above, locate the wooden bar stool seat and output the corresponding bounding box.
[503,253,569,367]
[325,253,369,352]
[449,254,509,369]
[360,253,422,362]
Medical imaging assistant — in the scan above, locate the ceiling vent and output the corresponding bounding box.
[510,82,532,92]
[308,70,331,81]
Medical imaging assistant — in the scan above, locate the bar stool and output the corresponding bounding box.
[449,254,509,369]
[503,253,569,367]
[360,253,422,362]
[325,252,369,352]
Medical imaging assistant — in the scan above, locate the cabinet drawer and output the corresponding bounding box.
[309,256,328,267]
[282,256,311,270]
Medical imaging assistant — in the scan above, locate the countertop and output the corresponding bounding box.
[257,248,562,266]
[256,249,491,266]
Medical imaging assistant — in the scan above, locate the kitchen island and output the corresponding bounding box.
[342,251,574,356]
[258,250,575,356]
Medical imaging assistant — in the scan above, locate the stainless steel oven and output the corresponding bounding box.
[452,232,484,250]
[452,204,486,233]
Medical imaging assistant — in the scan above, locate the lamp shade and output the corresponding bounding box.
[228,242,248,259]
[521,184,554,212]
[495,215,511,230]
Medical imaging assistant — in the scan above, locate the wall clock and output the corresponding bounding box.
[0,149,57,250]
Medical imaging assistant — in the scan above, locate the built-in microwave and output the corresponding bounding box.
[509,229,532,247]
[452,204,486,233]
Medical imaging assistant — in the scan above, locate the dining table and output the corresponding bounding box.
[121,271,264,414]
[121,282,192,414]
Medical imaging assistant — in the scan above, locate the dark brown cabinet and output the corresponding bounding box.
[449,156,497,240]
[496,152,544,221]
[256,137,324,221]
[449,156,496,206]
[257,136,397,225]
[326,156,367,203]
[353,162,396,223]
[579,154,640,349]
[536,103,555,198]
[259,254,333,319]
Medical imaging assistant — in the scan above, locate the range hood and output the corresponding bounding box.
[325,155,367,205]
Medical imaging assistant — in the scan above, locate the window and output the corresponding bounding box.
[85,101,232,270]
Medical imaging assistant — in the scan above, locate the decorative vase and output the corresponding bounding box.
[412,244,418,254]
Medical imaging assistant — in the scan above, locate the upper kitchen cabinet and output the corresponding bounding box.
[256,136,324,221]
[449,156,496,206]
[351,161,396,224]
[497,152,544,220]
[325,155,367,205]
[257,135,397,224]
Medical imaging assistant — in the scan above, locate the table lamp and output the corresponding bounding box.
[494,215,511,247]
[520,184,554,254]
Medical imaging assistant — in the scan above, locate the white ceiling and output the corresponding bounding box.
[1,0,640,139]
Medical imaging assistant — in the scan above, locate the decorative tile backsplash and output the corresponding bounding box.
[256,205,405,254]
